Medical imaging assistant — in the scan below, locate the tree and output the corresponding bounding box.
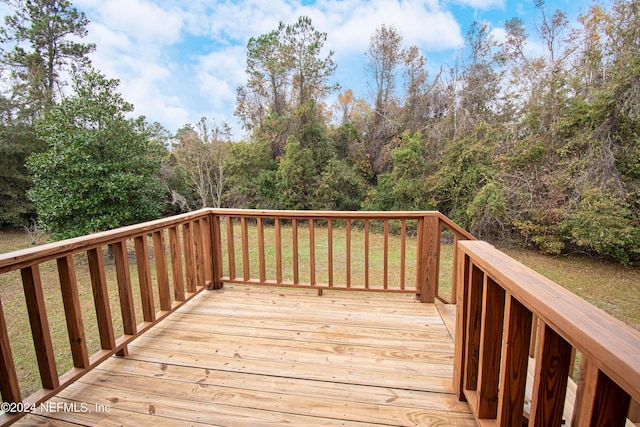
[1,0,94,121]
[275,136,316,209]
[27,69,166,239]
[173,117,230,209]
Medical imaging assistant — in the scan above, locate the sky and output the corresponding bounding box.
[9,0,594,139]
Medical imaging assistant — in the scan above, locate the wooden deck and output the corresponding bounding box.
[14,285,475,426]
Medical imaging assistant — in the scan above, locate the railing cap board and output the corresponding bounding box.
[458,240,640,403]
[0,209,212,274]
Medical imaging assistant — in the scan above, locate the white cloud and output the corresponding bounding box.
[449,0,504,10]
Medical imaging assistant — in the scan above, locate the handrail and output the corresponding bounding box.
[0,208,471,425]
[0,209,215,425]
[207,209,473,302]
[453,240,640,426]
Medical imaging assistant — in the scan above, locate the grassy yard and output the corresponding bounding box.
[0,226,639,398]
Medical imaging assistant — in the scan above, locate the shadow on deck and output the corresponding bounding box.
[15,285,475,426]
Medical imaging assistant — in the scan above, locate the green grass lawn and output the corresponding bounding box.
[1,225,639,398]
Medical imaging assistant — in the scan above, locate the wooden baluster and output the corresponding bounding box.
[57,255,89,368]
[364,220,369,289]
[134,236,156,321]
[0,298,21,403]
[200,216,213,285]
[258,218,266,283]
[193,219,206,288]
[497,296,532,426]
[292,218,299,284]
[346,219,351,288]
[22,265,59,389]
[152,231,172,311]
[477,276,506,418]
[450,233,460,304]
[241,217,250,282]
[112,241,136,358]
[226,217,236,281]
[452,250,470,400]
[400,220,406,291]
[573,357,631,427]
[275,218,282,284]
[327,220,333,287]
[383,220,389,290]
[529,323,572,427]
[415,217,424,295]
[417,216,441,303]
[182,222,196,293]
[210,214,223,289]
[87,248,116,351]
[309,219,316,286]
[168,227,185,301]
[464,263,484,392]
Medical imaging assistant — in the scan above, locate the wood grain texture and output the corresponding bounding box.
[134,237,156,322]
[167,227,185,301]
[87,248,116,351]
[152,231,172,311]
[56,255,89,368]
[464,263,484,392]
[0,297,21,403]
[12,285,475,427]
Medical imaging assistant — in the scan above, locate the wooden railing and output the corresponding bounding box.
[453,240,640,426]
[0,209,217,425]
[0,209,470,425]
[208,209,473,302]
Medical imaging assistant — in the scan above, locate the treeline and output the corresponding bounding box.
[1,1,639,264]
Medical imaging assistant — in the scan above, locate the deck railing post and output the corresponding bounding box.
[417,215,441,303]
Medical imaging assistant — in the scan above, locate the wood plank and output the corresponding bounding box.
[112,240,137,338]
[497,295,532,426]
[309,219,315,285]
[192,218,206,287]
[56,255,89,368]
[327,219,333,287]
[87,248,116,351]
[292,218,299,284]
[477,276,506,418]
[383,219,389,289]
[346,219,351,288]
[210,215,223,288]
[257,217,266,282]
[167,227,185,301]
[21,265,59,390]
[225,216,236,280]
[275,218,282,284]
[240,216,249,281]
[529,323,572,427]
[418,216,441,303]
[134,236,156,322]
[152,231,172,311]
[453,250,470,399]
[0,297,21,404]
[464,263,484,392]
[400,219,406,290]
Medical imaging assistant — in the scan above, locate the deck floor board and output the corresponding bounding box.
[15,285,475,426]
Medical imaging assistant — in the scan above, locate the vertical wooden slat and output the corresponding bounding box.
[183,222,197,293]
[0,298,22,403]
[226,217,236,280]
[134,236,157,321]
[400,220,406,291]
[275,218,282,284]
[87,248,116,351]
[497,296,532,426]
[258,218,266,283]
[450,233,460,304]
[112,241,136,335]
[328,220,333,287]
[573,358,631,427]
[452,250,470,399]
[346,219,351,288]
[241,217,250,281]
[292,218,299,284]
[364,220,369,289]
[201,216,214,284]
[211,215,223,289]
[529,323,573,427]
[477,276,506,419]
[57,255,89,368]
[152,231,172,311]
[418,216,441,303]
[22,265,59,389]
[464,263,484,391]
[309,219,315,286]
[168,227,185,301]
[193,219,206,288]
[530,314,539,358]
[383,220,389,290]
[415,217,424,294]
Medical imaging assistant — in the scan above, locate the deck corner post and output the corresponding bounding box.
[417,215,441,303]
[209,212,224,290]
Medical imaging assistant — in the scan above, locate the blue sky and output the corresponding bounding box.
[56,0,592,138]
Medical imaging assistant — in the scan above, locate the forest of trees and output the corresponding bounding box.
[1,0,639,264]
